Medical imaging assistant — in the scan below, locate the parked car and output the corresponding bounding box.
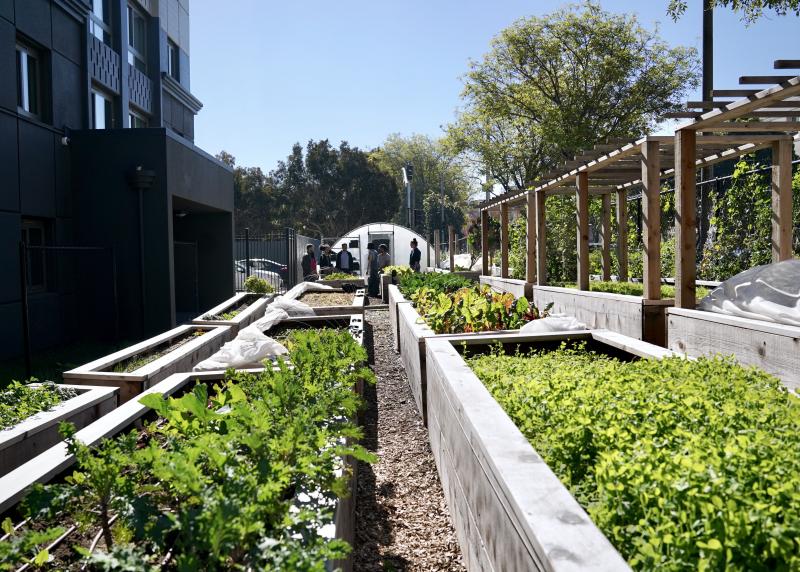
[249,258,290,284]
[234,260,282,291]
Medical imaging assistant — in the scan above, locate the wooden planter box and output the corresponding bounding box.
[397,302,533,425]
[320,277,366,290]
[0,367,364,568]
[387,284,411,353]
[255,314,365,348]
[191,292,274,339]
[299,288,367,316]
[425,330,675,572]
[63,324,230,403]
[0,384,118,477]
[479,276,532,299]
[668,307,800,393]
[533,286,673,346]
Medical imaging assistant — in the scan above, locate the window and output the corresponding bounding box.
[168,40,179,81]
[90,0,112,44]
[127,4,147,72]
[92,89,114,129]
[21,219,49,292]
[128,110,147,128]
[16,43,40,117]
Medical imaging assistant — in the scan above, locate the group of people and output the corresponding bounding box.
[301,239,423,297]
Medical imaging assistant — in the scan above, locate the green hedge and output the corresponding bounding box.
[1,330,374,570]
[559,280,711,300]
[470,346,800,570]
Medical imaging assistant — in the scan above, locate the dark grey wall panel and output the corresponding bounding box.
[52,4,82,65]
[52,53,83,128]
[0,17,16,111]
[0,302,23,360]
[54,134,71,216]
[18,121,55,217]
[0,0,13,23]
[28,292,62,350]
[0,212,21,304]
[166,134,233,212]
[14,0,51,47]
[0,114,19,212]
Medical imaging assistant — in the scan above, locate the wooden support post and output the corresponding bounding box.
[616,189,628,282]
[481,210,489,275]
[500,203,509,279]
[448,225,456,272]
[434,231,441,269]
[535,191,547,285]
[642,140,662,300]
[526,191,536,284]
[576,172,589,290]
[427,234,432,271]
[600,193,611,282]
[772,138,792,262]
[675,129,697,309]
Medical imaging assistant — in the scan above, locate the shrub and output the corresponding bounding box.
[1,330,374,570]
[0,380,77,430]
[470,346,800,570]
[243,275,274,294]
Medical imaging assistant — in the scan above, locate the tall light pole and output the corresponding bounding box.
[402,164,414,228]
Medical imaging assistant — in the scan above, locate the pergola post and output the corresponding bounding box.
[526,191,536,283]
[576,172,590,290]
[616,189,628,282]
[434,231,441,269]
[481,210,489,276]
[642,140,662,300]
[600,193,612,281]
[772,138,793,262]
[500,202,509,279]
[448,225,456,272]
[535,191,547,285]
[675,129,697,309]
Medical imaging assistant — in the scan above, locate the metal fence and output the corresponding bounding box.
[234,229,322,292]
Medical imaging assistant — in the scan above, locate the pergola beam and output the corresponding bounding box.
[526,191,536,283]
[480,210,489,275]
[675,129,697,309]
[600,193,612,281]
[576,173,590,290]
[641,140,662,300]
[772,138,793,262]
[500,203,509,278]
[535,190,547,285]
[449,225,456,273]
[616,189,628,282]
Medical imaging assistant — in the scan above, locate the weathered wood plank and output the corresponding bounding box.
[500,203,510,279]
[668,308,800,393]
[434,231,441,269]
[387,285,410,353]
[526,191,536,284]
[481,210,489,276]
[772,139,793,261]
[480,276,532,299]
[674,129,697,309]
[576,173,590,290]
[535,190,547,285]
[642,139,662,300]
[616,189,628,282]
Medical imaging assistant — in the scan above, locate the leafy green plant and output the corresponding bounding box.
[397,272,474,298]
[561,280,710,300]
[471,346,800,570]
[323,272,359,280]
[219,310,240,320]
[243,275,275,294]
[1,330,374,569]
[0,380,77,430]
[412,284,550,334]
[382,265,413,278]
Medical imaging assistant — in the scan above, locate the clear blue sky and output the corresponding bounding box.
[190,0,799,172]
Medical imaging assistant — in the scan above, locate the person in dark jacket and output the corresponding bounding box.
[319,244,333,275]
[336,243,355,274]
[409,239,422,272]
[367,242,380,297]
[301,244,317,280]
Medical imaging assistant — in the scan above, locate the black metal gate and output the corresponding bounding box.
[234,228,299,293]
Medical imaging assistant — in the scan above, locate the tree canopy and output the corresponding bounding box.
[667,0,800,22]
[445,1,699,192]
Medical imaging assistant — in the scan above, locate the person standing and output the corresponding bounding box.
[319,244,334,275]
[336,243,354,274]
[367,242,380,297]
[409,239,422,272]
[301,244,318,280]
[377,244,391,271]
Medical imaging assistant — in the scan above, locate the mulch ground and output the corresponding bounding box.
[353,308,464,572]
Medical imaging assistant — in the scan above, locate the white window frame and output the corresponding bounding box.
[21,219,48,293]
[92,88,114,129]
[90,0,112,44]
[127,4,147,72]
[168,39,180,81]
[16,43,41,117]
[128,108,147,128]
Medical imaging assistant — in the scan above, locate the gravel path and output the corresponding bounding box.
[354,308,465,572]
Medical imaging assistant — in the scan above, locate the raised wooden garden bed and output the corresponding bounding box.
[191,292,274,338]
[0,384,118,477]
[533,285,672,346]
[425,330,675,572]
[63,324,230,403]
[668,307,800,392]
[256,314,365,349]
[320,276,366,290]
[387,284,411,352]
[479,275,532,299]
[297,288,367,316]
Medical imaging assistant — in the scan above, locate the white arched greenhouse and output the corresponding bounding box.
[324,223,430,276]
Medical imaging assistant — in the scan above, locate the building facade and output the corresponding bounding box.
[1,0,234,360]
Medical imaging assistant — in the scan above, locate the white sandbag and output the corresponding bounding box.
[283,281,334,300]
[194,325,288,371]
[698,259,800,327]
[520,314,588,333]
[270,295,316,316]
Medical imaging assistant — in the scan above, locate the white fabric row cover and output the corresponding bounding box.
[520,314,588,334]
[698,259,800,327]
[193,282,336,371]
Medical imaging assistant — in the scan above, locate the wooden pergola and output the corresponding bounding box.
[479,64,800,305]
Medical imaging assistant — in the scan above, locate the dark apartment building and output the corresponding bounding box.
[1,0,235,360]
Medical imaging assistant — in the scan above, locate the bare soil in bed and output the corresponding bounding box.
[298,291,355,307]
[354,309,464,571]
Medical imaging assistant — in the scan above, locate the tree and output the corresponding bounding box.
[270,140,400,238]
[217,151,280,235]
[370,134,474,237]
[446,1,699,192]
[667,0,800,21]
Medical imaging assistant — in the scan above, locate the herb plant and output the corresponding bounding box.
[382,265,413,278]
[2,329,374,570]
[397,272,474,298]
[244,275,275,294]
[470,346,800,570]
[0,380,77,431]
[323,272,359,280]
